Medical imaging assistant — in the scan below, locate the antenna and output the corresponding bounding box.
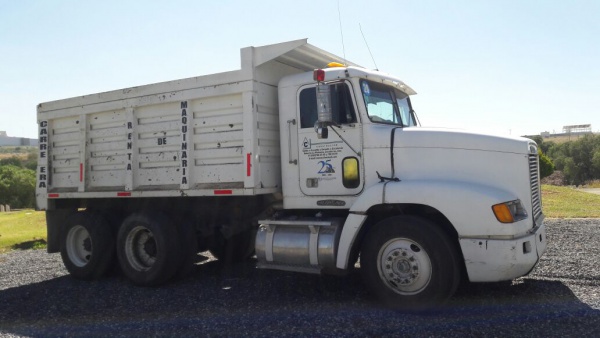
[337,0,347,65]
[359,23,378,70]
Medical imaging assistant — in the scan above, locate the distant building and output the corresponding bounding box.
[540,124,594,140]
[0,131,38,146]
[562,124,592,134]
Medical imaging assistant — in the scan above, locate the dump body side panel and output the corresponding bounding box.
[36,76,278,209]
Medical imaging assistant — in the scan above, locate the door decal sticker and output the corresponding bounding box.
[318,160,335,174]
[302,140,344,160]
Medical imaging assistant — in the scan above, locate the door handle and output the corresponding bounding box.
[287,119,297,165]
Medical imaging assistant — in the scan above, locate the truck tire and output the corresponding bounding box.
[360,216,460,311]
[60,212,115,280]
[208,228,255,264]
[117,213,180,286]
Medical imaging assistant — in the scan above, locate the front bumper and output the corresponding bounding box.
[459,221,547,282]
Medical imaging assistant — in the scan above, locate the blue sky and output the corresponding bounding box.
[1,0,598,139]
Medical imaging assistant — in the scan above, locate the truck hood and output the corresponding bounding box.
[363,125,534,155]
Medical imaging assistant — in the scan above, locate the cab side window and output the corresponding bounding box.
[299,83,357,128]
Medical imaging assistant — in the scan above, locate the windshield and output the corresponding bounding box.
[360,79,416,126]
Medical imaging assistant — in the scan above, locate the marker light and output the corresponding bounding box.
[492,200,528,223]
[327,62,345,68]
[313,69,325,82]
[342,157,360,189]
[492,204,514,223]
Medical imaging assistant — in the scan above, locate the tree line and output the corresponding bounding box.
[531,134,600,186]
[0,149,37,209]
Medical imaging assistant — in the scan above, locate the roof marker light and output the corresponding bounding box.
[327,62,345,68]
[313,69,325,82]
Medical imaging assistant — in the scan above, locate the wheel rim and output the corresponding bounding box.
[377,237,432,295]
[125,225,157,271]
[66,225,92,267]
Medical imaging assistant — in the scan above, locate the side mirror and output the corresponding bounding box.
[316,83,332,123]
[315,83,332,139]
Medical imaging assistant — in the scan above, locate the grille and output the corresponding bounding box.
[529,154,543,222]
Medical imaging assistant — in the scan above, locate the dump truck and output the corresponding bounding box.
[36,39,547,309]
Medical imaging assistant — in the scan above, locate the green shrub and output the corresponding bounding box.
[0,165,36,208]
[539,150,554,179]
[0,156,23,167]
[544,134,600,185]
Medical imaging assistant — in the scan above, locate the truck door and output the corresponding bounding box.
[297,81,364,196]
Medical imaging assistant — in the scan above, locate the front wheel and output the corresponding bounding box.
[360,216,461,311]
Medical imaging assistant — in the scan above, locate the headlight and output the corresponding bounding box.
[492,200,528,223]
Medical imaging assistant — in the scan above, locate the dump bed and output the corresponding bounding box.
[36,39,354,209]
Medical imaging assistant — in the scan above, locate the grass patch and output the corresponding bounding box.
[586,180,600,189]
[0,146,36,159]
[0,153,29,160]
[0,210,47,253]
[542,185,600,218]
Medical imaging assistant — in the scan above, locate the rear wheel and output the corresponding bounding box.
[360,216,460,311]
[60,212,115,280]
[117,213,180,286]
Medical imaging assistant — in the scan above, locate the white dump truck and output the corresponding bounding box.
[36,39,546,309]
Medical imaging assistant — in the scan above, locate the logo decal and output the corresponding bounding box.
[318,160,335,174]
[303,137,311,149]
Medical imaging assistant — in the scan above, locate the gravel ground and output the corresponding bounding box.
[0,218,599,337]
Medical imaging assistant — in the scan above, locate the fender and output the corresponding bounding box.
[336,179,524,269]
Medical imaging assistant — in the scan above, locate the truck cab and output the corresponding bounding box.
[259,62,547,308]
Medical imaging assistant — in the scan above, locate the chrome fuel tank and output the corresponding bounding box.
[255,218,343,273]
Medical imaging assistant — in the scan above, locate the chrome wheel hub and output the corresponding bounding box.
[378,238,432,295]
[125,226,157,271]
[66,225,92,267]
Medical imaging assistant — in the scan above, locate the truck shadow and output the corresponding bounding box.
[10,239,47,250]
[0,255,598,337]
